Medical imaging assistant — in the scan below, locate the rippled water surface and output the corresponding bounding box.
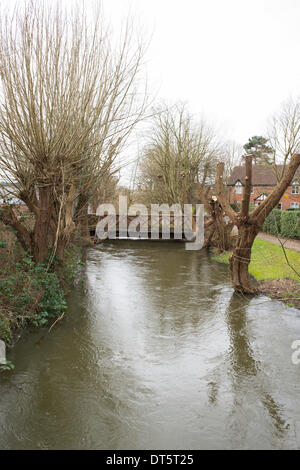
[1,240,300,449]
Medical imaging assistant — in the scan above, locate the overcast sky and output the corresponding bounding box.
[2,0,300,181]
[104,0,300,182]
[102,0,300,144]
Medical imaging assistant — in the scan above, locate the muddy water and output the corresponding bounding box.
[1,240,300,449]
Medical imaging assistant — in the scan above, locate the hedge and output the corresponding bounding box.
[262,209,281,236]
[280,210,300,239]
[261,209,300,239]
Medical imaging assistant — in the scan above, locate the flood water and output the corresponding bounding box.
[1,240,300,449]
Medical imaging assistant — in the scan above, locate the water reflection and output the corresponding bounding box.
[225,293,289,447]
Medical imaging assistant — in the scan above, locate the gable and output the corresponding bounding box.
[254,193,268,201]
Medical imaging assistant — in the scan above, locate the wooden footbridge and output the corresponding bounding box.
[88,213,200,242]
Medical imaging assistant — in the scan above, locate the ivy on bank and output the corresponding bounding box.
[0,244,79,345]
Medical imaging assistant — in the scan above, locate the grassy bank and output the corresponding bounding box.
[0,222,79,349]
[212,238,300,308]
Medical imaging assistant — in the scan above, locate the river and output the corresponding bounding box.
[1,240,300,449]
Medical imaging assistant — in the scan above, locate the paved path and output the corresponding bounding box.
[256,232,300,252]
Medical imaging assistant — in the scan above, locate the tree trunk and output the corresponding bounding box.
[32,186,52,263]
[213,201,233,252]
[56,235,67,261]
[0,205,32,252]
[203,218,215,248]
[198,186,234,252]
[229,224,258,294]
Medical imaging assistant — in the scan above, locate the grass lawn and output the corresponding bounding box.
[212,238,300,283]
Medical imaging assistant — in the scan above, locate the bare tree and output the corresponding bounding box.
[216,153,300,294]
[0,1,147,263]
[268,97,300,180]
[222,140,244,178]
[137,103,221,207]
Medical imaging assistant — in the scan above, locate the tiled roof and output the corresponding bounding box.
[227,165,300,186]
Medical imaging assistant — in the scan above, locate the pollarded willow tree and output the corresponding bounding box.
[0,1,147,263]
[197,186,234,252]
[195,139,243,253]
[216,153,300,294]
[137,103,221,207]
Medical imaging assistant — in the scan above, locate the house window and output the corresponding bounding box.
[235,181,242,194]
[291,202,299,209]
[251,186,254,194]
[292,185,299,194]
[278,203,282,210]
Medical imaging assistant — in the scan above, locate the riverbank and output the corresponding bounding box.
[211,238,300,309]
[0,223,80,350]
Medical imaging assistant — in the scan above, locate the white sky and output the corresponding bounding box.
[102,0,300,144]
[1,0,300,182]
[105,0,300,183]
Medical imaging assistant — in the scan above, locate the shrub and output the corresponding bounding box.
[0,225,79,347]
[28,263,67,327]
[262,209,281,235]
[0,253,68,342]
[280,210,300,239]
[0,313,11,344]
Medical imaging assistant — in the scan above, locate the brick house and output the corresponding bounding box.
[227,165,300,210]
